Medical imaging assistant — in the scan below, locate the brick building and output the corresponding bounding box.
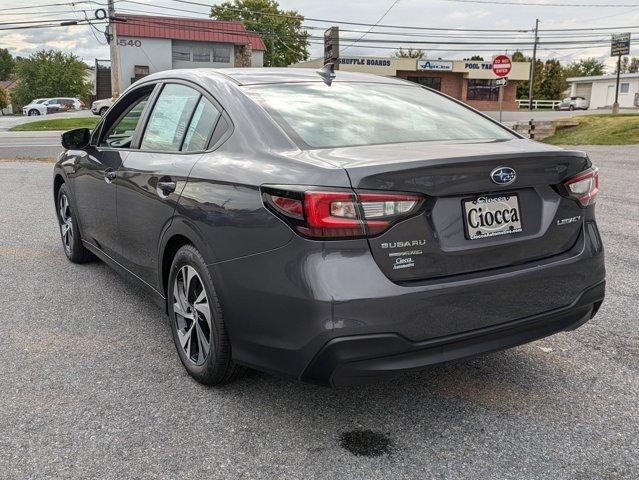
[111,14,266,94]
[291,57,530,111]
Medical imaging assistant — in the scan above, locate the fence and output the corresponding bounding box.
[517,99,562,110]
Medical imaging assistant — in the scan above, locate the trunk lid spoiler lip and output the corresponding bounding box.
[285,138,588,170]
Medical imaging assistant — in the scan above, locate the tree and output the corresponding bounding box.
[616,56,639,74]
[0,87,9,115]
[211,0,309,67]
[511,52,544,100]
[0,48,15,81]
[539,59,567,100]
[393,47,425,59]
[467,55,484,61]
[564,58,605,78]
[13,50,92,106]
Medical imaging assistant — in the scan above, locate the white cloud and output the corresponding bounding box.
[447,9,490,20]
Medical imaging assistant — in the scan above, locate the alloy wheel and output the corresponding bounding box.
[58,194,73,253]
[173,265,212,366]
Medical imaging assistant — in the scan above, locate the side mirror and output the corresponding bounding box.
[61,128,91,150]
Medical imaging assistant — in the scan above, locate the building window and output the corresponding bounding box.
[131,65,149,85]
[212,46,231,63]
[406,76,442,91]
[192,47,211,62]
[134,65,149,77]
[467,79,499,101]
[620,83,630,93]
[172,45,190,61]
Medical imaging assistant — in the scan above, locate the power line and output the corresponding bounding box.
[0,20,106,31]
[121,0,639,33]
[341,0,401,53]
[114,10,637,39]
[158,0,533,32]
[117,16,635,51]
[437,0,639,7]
[0,1,109,12]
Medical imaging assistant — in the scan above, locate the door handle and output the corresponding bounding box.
[104,169,116,183]
[156,179,177,196]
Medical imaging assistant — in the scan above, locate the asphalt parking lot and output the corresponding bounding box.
[1,146,637,479]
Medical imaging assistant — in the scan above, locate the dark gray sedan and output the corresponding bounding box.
[53,68,605,386]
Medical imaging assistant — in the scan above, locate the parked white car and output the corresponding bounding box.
[91,97,113,116]
[22,99,51,116]
[555,96,590,111]
[22,97,84,116]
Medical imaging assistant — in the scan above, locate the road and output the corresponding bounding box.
[0,109,93,132]
[482,107,628,123]
[0,131,64,159]
[0,111,94,159]
[0,147,638,479]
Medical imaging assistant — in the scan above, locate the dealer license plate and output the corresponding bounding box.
[463,193,523,240]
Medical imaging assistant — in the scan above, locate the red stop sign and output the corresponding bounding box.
[492,55,512,77]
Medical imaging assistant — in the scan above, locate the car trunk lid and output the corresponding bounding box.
[295,139,590,282]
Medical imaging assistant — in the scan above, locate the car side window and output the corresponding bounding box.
[100,94,150,149]
[182,97,221,152]
[140,84,200,152]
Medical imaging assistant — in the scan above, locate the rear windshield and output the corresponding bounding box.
[245,82,514,149]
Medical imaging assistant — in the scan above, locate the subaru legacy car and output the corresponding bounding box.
[53,68,605,386]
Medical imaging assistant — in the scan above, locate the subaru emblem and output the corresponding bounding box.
[490,166,516,185]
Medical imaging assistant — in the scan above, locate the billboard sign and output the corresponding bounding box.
[611,33,631,56]
[417,60,453,71]
[324,27,339,68]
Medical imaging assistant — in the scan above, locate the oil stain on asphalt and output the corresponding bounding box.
[339,430,393,457]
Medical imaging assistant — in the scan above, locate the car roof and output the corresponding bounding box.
[143,67,413,87]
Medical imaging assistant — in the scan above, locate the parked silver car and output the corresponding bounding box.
[556,96,589,111]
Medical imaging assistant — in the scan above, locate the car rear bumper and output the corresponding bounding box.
[302,280,604,386]
[212,219,605,385]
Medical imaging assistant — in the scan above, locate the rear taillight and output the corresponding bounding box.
[263,187,424,239]
[564,168,599,207]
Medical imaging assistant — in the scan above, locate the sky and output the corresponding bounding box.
[1,0,639,71]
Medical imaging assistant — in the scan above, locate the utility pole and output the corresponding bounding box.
[610,33,630,115]
[528,19,539,111]
[613,54,621,114]
[107,0,121,98]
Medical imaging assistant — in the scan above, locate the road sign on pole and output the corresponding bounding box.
[493,56,512,124]
[492,55,512,78]
[611,32,631,56]
[324,26,339,69]
[611,33,630,114]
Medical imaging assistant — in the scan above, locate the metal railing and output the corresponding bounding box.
[517,99,562,110]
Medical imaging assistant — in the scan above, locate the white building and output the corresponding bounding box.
[567,73,639,109]
[113,14,266,93]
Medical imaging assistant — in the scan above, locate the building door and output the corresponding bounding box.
[575,83,592,101]
[95,60,112,101]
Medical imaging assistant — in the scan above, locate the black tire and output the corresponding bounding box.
[168,245,245,385]
[569,105,575,111]
[28,109,40,116]
[56,183,95,263]
[99,107,108,116]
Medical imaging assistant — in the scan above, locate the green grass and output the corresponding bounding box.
[10,117,100,132]
[543,114,639,145]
